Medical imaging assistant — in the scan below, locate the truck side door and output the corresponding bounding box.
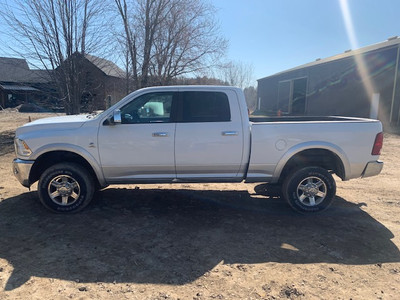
[175,90,244,181]
[98,92,177,183]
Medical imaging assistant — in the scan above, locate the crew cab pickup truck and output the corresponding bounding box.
[13,86,384,213]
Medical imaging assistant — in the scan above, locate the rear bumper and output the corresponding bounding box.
[361,160,383,178]
[13,158,34,188]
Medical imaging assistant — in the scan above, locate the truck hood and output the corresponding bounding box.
[16,115,90,136]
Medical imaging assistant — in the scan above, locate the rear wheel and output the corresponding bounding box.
[282,166,336,213]
[38,163,94,213]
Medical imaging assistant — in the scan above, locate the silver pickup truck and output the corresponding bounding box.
[13,86,383,213]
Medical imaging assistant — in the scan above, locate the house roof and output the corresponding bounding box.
[258,36,400,81]
[0,54,125,85]
[84,54,125,78]
[0,57,30,82]
[0,84,40,91]
[0,57,52,83]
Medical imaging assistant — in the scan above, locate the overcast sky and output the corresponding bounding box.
[215,0,400,82]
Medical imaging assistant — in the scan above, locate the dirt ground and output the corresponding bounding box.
[0,111,399,300]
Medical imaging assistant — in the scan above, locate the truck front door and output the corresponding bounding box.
[98,92,177,183]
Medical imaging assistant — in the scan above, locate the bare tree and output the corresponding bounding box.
[115,0,139,90]
[115,0,227,89]
[219,60,254,89]
[1,0,112,114]
[243,86,257,113]
[214,60,257,112]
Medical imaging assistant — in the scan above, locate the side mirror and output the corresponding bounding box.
[113,109,122,124]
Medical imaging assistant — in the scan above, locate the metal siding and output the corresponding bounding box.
[258,46,398,125]
[390,47,400,124]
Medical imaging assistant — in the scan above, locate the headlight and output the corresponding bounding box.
[14,138,32,157]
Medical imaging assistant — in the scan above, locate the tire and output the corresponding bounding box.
[282,166,336,213]
[38,163,94,213]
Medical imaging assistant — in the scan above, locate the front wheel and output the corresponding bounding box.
[38,163,94,213]
[282,166,336,213]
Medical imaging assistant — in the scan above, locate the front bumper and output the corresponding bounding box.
[361,160,384,178]
[13,158,34,188]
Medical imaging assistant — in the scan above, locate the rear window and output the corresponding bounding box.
[181,91,231,122]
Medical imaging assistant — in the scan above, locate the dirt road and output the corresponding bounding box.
[0,111,399,299]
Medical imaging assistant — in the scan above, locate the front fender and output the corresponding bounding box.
[31,143,106,187]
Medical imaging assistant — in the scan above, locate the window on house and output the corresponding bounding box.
[278,78,307,115]
[278,81,291,113]
[292,78,307,115]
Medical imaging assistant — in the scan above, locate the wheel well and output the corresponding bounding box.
[279,149,345,183]
[29,151,100,189]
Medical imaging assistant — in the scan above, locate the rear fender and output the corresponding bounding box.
[273,141,350,181]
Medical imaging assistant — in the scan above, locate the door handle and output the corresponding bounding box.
[222,131,238,136]
[152,132,168,137]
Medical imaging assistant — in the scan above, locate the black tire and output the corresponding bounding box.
[282,166,336,213]
[38,163,94,213]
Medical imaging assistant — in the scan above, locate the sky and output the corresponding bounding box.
[215,0,400,83]
[1,0,400,87]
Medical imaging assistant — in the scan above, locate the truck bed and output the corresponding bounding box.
[249,115,373,123]
[246,116,382,183]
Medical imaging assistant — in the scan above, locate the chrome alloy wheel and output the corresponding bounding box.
[47,175,81,206]
[296,176,327,207]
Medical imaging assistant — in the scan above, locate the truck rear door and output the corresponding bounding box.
[174,90,244,181]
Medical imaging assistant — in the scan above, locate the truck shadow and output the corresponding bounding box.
[0,185,399,290]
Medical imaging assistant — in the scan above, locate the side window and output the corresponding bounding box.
[182,91,231,122]
[120,92,174,124]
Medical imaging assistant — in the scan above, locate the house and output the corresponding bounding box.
[257,37,400,127]
[0,57,55,109]
[0,54,127,111]
[69,53,127,110]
